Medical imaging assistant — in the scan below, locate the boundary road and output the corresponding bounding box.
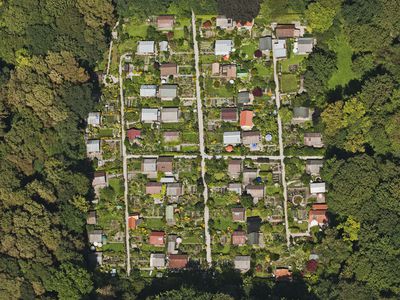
[273,55,291,248]
[192,11,212,266]
[119,53,132,275]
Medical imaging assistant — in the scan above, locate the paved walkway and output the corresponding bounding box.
[192,11,212,266]
[119,53,132,275]
[273,55,291,248]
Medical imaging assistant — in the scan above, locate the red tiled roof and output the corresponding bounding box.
[274,268,292,281]
[128,214,139,229]
[309,209,328,225]
[149,231,165,245]
[240,110,254,129]
[232,230,247,245]
[312,203,328,210]
[168,254,188,269]
[202,20,212,28]
[127,128,141,141]
[225,145,234,152]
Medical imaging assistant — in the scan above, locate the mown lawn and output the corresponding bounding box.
[280,54,307,73]
[328,31,357,89]
[124,22,149,38]
[280,73,298,93]
[109,178,123,197]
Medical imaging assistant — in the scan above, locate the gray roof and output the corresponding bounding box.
[142,158,157,172]
[297,38,314,54]
[306,159,324,175]
[88,230,103,244]
[150,253,166,268]
[87,139,100,153]
[238,91,250,103]
[259,36,272,51]
[234,255,251,271]
[161,108,179,123]
[223,131,241,145]
[293,107,310,119]
[141,108,159,122]
[242,131,261,145]
[159,84,178,99]
[167,183,183,196]
[247,232,260,245]
[137,41,155,54]
[246,185,265,199]
[140,85,157,97]
[228,183,242,194]
[166,205,175,223]
[215,40,233,55]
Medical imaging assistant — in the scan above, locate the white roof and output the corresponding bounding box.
[141,108,158,122]
[143,158,157,172]
[228,183,242,194]
[159,41,168,52]
[86,140,100,153]
[150,253,165,268]
[297,38,314,54]
[216,15,233,29]
[310,182,326,194]
[140,85,157,97]
[223,131,241,145]
[87,112,100,125]
[137,41,155,54]
[234,255,250,271]
[273,39,287,58]
[215,40,233,56]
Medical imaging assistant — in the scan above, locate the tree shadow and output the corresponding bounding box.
[137,262,245,299]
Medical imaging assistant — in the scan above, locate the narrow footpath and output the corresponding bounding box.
[272,55,291,248]
[119,54,132,275]
[191,11,212,266]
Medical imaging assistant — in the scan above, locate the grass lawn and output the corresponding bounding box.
[182,131,199,143]
[98,128,114,137]
[124,22,149,38]
[102,242,125,252]
[328,32,357,89]
[109,178,124,197]
[280,55,307,73]
[205,79,235,98]
[141,218,165,230]
[255,62,272,77]
[241,42,258,58]
[200,54,216,64]
[280,74,298,93]
[181,145,199,152]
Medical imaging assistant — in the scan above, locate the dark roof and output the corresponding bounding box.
[238,91,250,103]
[247,216,262,233]
[221,107,238,121]
[247,232,260,245]
[293,107,310,119]
[259,36,272,50]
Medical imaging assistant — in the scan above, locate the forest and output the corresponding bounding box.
[0,0,399,299]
